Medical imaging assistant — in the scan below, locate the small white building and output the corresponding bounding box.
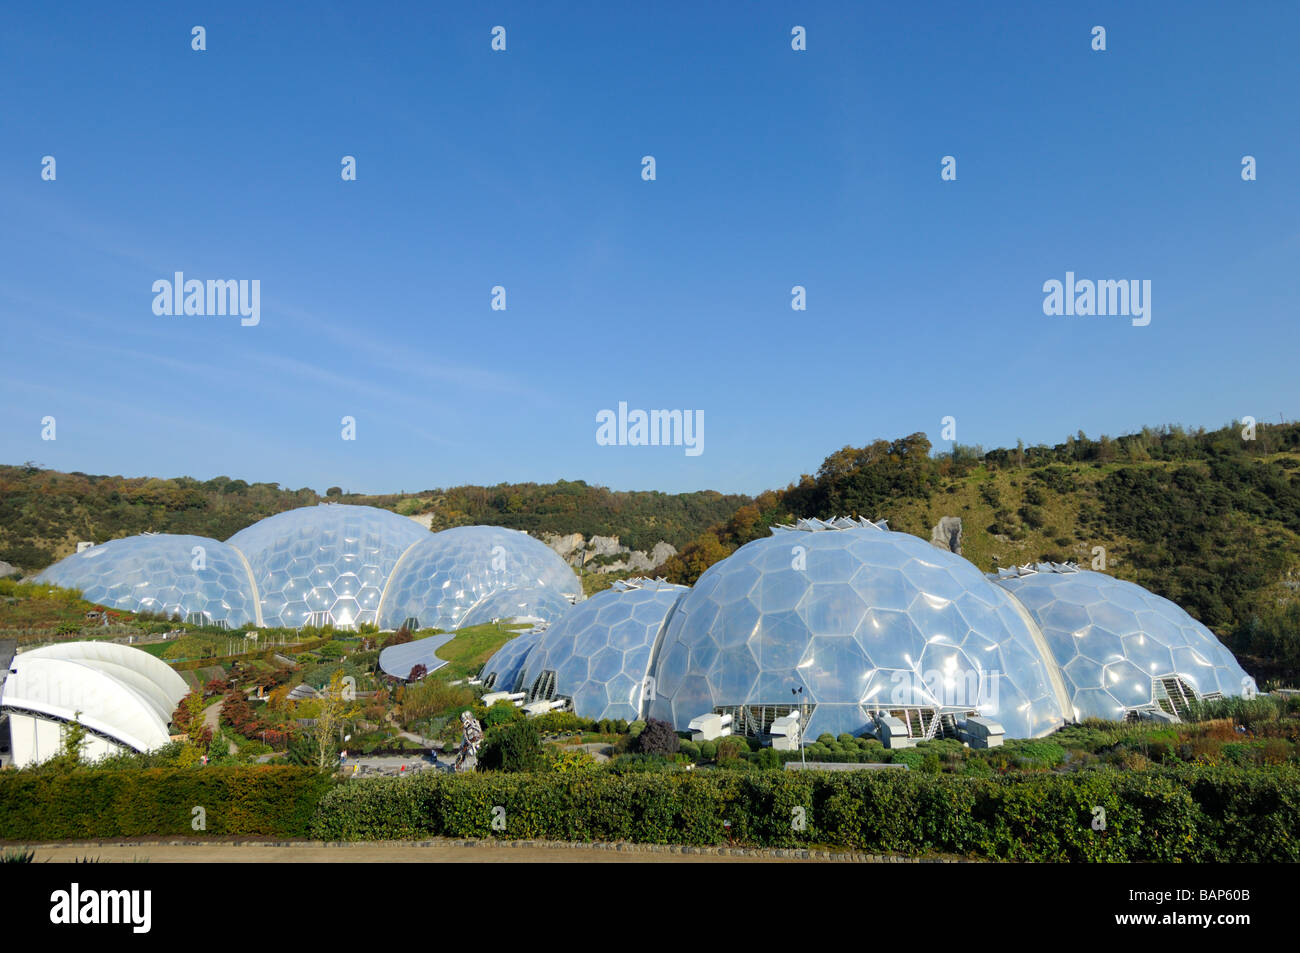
[481,691,526,708]
[873,713,916,749]
[768,711,802,751]
[687,712,732,742]
[1,641,189,767]
[959,715,1006,749]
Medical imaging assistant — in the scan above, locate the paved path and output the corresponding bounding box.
[202,699,237,754]
[563,742,614,763]
[21,841,826,863]
[396,731,433,747]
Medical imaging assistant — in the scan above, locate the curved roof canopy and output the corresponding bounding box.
[377,632,457,680]
[1,641,189,756]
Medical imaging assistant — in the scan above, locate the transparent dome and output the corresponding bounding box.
[378,525,583,631]
[36,534,258,628]
[992,564,1256,720]
[646,518,1068,740]
[227,504,430,630]
[519,578,687,722]
[480,629,545,693]
[458,586,574,629]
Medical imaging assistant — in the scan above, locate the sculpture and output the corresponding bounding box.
[454,710,484,772]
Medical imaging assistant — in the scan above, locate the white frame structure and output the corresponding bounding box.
[1,641,189,768]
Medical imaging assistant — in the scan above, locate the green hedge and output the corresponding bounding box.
[5,763,1296,861]
[307,765,1300,862]
[0,767,334,840]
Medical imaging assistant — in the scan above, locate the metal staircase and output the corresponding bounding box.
[1154,677,1195,721]
[887,707,942,740]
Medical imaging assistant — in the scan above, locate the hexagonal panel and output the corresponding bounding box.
[647,521,1067,740]
[994,566,1256,720]
[377,524,582,631]
[514,579,687,722]
[37,534,258,628]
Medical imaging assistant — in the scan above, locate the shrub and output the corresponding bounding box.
[1002,740,1067,770]
[678,740,701,762]
[531,711,591,735]
[545,748,598,773]
[0,767,333,839]
[699,740,717,761]
[477,720,545,773]
[304,764,1300,861]
[635,719,680,757]
[483,701,522,728]
[715,736,748,764]
[609,753,678,774]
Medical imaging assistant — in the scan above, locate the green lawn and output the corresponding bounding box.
[430,621,530,680]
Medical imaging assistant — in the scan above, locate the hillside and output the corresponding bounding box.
[4,421,1298,683]
[0,468,748,571]
[655,423,1300,684]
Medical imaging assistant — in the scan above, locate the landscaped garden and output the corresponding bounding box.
[3,587,1299,861]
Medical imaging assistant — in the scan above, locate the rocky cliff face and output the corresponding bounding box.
[931,516,963,555]
[399,517,677,575]
[542,533,678,574]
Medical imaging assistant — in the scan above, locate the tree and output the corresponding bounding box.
[57,712,89,767]
[326,486,343,497]
[384,627,413,648]
[173,691,212,765]
[715,736,748,763]
[635,718,680,757]
[659,534,731,585]
[314,669,359,769]
[407,663,427,681]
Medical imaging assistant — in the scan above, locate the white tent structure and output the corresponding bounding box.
[1,641,189,768]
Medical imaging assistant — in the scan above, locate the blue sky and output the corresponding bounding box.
[2,2,1296,497]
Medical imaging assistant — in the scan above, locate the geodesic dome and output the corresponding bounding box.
[480,628,545,693]
[227,503,430,629]
[35,504,585,634]
[519,578,688,722]
[378,525,582,631]
[646,518,1069,740]
[458,586,574,629]
[36,533,259,628]
[991,563,1257,721]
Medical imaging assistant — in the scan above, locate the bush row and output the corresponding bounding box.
[7,762,1295,861]
[0,767,333,840]
[307,764,1300,862]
